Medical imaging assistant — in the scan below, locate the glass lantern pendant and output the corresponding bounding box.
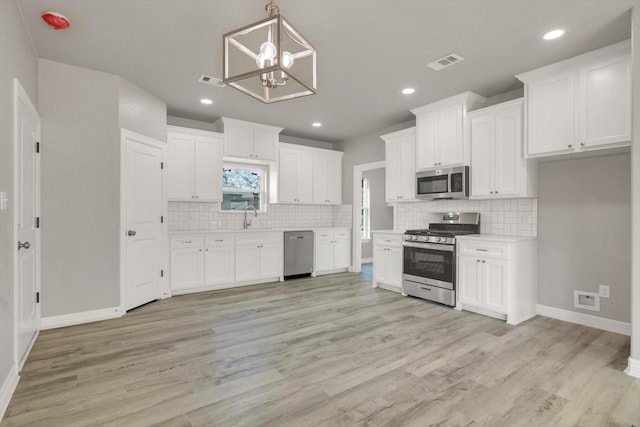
[223,1,317,103]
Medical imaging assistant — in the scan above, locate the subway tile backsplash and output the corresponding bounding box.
[168,202,352,231]
[396,198,538,237]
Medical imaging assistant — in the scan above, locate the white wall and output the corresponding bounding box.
[0,0,38,407]
[119,79,167,142]
[538,153,631,323]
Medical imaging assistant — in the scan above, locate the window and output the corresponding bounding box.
[221,163,267,211]
[361,177,370,240]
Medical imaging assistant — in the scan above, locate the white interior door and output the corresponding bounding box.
[14,79,40,368]
[124,132,163,310]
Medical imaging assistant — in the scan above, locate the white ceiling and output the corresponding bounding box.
[18,0,633,143]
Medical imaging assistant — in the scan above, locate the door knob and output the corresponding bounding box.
[127,230,137,236]
[18,241,30,250]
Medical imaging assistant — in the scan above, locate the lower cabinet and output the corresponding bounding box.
[204,236,235,287]
[372,232,403,292]
[235,232,283,283]
[315,229,351,275]
[456,236,537,325]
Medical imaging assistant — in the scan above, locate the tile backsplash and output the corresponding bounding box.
[396,198,538,237]
[168,202,352,231]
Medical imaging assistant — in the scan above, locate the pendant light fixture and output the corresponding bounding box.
[222,1,317,103]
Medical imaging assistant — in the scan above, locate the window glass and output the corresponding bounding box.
[221,164,266,211]
[361,177,370,239]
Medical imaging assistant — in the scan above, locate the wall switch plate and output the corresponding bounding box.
[0,191,7,210]
[599,284,610,299]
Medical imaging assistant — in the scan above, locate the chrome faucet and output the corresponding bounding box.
[243,206,258,229]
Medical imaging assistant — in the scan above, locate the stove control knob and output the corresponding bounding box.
[435,237,441,243]
[411,235,417,241]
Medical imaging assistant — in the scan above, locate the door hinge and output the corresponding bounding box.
[161,162,164,169]
[161,216,164,223]
[160,269,164,277]
[35,217,40,228]
[35,142,40,153]
[36,292,40,303]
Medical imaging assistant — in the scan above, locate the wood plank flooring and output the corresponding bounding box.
[3,268,639,426]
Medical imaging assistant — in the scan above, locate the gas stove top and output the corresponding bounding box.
[403,212,480,245]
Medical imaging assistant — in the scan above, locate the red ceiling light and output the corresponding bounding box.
[42,12,70,30]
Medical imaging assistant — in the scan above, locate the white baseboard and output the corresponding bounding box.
[536,304,630,336]
[0,366,19,421]
[625,357,640,378]
[41,306,123,330]
[361,257,373,264]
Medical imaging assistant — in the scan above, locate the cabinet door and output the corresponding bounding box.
[416,112,438,170]
[398,136,416,199]
[493,109,522,197]
[315,236,334,272]
[483,259,508,314]
[373,245,388,283]
[325,153,342,204]
[458,256,481,307]
[253,130,277,161]
[437,104,464,166]
[225,124,254,158]
[312,151,328,204]
[194,136,223,201]
[171,247,204,290]
[385,141,401,202]
[259,243,283,278]
[333,236,351,270]
[235,245,260,282]
[296,151,314,203]
[579,54,631,149]
[166,133,194,200]
[470,116,494,198]
[386,246,403,288]
[204,245,234,287]
[526,72,575,156]
[279,149,299,203]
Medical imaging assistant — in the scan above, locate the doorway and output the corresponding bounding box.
[13,78,41,369]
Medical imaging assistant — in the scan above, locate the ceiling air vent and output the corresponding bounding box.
[198,74,225,87]
[427,53,464,71]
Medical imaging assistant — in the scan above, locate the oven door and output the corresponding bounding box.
[402,242,455,289]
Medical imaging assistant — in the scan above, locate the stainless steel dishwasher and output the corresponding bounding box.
[284,231,314,279]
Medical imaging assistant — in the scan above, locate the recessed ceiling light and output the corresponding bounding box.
[402,88,415,95]
[200,98,213,105]
[312,122,322,127]
[542,29,565,40]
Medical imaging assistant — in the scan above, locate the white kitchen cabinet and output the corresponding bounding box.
[516,40,631,158]
[469,99,536,199]
[411,92,486,171]
[214,117,283,161]
[372,232,403,292]
[204,235,235,287]
[312,150,343,204]
[456,236,537,325]
[235,232,283,282]
[278,146,313,203]
[314,229,351,275]
[170,237,205,292]
[381,127,416,202]
[167,127,223,201]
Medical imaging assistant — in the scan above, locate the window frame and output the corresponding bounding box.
[221,162,268,212]
[361,177,371,240]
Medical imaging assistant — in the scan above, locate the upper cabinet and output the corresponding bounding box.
[277,143,343,205]
[516,40,631,158]
[410,91,486,171]
[214,117,283,161]
[167,126,223,202]
[381,127,416,202]
[469,99,536,199]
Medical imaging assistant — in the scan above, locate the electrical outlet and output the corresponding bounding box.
[599,284,610,299]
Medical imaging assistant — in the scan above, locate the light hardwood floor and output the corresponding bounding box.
[3,269,639,426]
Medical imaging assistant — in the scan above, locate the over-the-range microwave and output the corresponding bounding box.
[416,166,469,200]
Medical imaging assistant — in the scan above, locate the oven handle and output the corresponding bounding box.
[401,242,454,252]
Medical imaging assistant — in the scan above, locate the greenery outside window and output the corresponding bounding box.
[222,163,267,211]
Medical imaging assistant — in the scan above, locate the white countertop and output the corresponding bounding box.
[169,227,351,236]
[456,234,537,243]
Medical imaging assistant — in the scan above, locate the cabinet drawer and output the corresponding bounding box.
[458,241,508,258]
[315,231,333,241]
[235,232,283,245]
[373,233,402,248]
[205,234,235,247]
[334,230,350,240]
[171,237,204,249]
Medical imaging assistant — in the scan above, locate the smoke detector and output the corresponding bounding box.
[198,75,225,87]
[427,53,464,71]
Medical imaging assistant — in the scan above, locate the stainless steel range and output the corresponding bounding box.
[402,212,480,306]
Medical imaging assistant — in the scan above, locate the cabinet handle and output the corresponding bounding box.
[182,240,192,244]
[477,259,480,262]
[495,191,498,194]
[199,249,203,252]
[580,142,585,147]
[482,260,486,263]
[490,191,493,194]
[214,239,224,242]
[568,144,573,148]
[476,248,488,252]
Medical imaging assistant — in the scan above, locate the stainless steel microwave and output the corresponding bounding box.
[416,166,469,200]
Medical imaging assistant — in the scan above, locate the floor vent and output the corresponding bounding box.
[427,53,464,71]
[198,74,225,87]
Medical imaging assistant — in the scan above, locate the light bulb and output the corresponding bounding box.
[282,51,294,69]
[259,42,277,60]
[256,52,267,69]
